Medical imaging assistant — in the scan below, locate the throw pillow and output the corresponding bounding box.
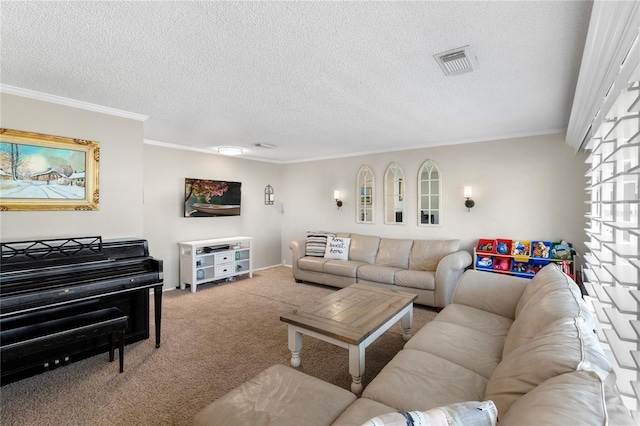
[324,236,351,260]
[362,400,498,426]
[305,231,335,257]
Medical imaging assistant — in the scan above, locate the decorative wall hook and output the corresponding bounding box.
[265,184,274,205]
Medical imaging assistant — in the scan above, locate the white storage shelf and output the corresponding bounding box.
[179,236,253,293]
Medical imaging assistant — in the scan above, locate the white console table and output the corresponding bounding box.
[178,236,253,293]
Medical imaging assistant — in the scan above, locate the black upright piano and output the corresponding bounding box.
[0,236,163,385]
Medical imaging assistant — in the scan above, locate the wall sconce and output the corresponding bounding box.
[265,184,274,205]
[464,186,475,212]
[334,190,343,209]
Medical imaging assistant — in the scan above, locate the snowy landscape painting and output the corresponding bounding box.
[0,128,100,211]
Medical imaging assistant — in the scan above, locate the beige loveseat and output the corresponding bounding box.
[194,264,633,425]
[289,233,472,309]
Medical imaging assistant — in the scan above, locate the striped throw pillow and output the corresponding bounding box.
[305,231,336,257]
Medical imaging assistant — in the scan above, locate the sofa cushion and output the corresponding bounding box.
[362,400,498,426]
[503,264,593,357]
[193,364,357,426]
[363,349,488,411]
[323,260,366,278]
[298,256,329,272]
[404,321,504,379]
[451,270,527,320]
[394,269,435,290]
[324,237,351,260]
[485,316,612,417]
[349,234,381,264]
[515,263,588,319]
[305,231,336,257]
[357,265,401,285]
[375,238,413,268]
[435,304,513,340]
[331,398,396,426]
[499,371,634,426]
[409,239,460,271]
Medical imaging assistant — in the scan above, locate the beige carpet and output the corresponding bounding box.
[0,266,437,426]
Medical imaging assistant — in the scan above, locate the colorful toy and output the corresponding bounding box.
[532,241,550,258]
[551,244,574,260]
[512,262,527,273]
[497,241,508,254]
[512,241,530,256]
[477,257,493,268]
[493,258,509,271]
[478,242,494,252]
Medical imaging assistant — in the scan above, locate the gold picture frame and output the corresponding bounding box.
[0,128,99,211]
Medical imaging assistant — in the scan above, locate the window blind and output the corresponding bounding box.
[582,33,639,420]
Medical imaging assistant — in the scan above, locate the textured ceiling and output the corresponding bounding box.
[0,1,592,163]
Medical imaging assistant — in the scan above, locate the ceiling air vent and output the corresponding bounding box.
[254,143,276,149]
[434,46,477,76]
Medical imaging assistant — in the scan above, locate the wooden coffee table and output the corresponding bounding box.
[279,283,417,393]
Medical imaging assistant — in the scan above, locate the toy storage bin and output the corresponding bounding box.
[495,239,512,256]
[492,256,511,272]
[528,259,550,274]
[531,241,551,258]
[511,240,531,256]
[476,255,494,270]
[477,239,496,254]
[551,242,573,260]
[511,260,535,278]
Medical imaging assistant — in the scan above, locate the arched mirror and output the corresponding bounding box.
[384,162,405,224]
[418,160,441,226]
[356,165,374,223]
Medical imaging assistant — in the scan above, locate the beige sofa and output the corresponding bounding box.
[195,264,633,425]
[289,233,472,309]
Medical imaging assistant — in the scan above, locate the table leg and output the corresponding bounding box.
[401,306,414,342]
[288,327,303,367]
[154,284,163,348]
[348,344,365,394]
[118,330,125,373]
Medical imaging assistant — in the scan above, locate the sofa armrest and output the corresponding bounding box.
[451,270,528,319]
[289,239,306,260]
[434,250,473,308]
[289,239,307,280]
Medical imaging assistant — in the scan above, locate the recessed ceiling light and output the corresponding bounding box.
[216,146,244,156]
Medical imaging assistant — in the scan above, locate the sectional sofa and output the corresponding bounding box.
[194,264,633,425]
[289,232,472,309]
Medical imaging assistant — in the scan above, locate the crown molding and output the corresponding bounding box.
[0,84,148,121]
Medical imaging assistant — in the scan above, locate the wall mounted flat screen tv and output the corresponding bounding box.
[184,178,241,217]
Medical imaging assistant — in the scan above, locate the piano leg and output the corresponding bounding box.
[154,284,162,348]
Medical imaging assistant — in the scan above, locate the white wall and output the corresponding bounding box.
[0,93,589,287]
[0,93,145,240]
[280,133,589,268]
[143,144,283,290]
